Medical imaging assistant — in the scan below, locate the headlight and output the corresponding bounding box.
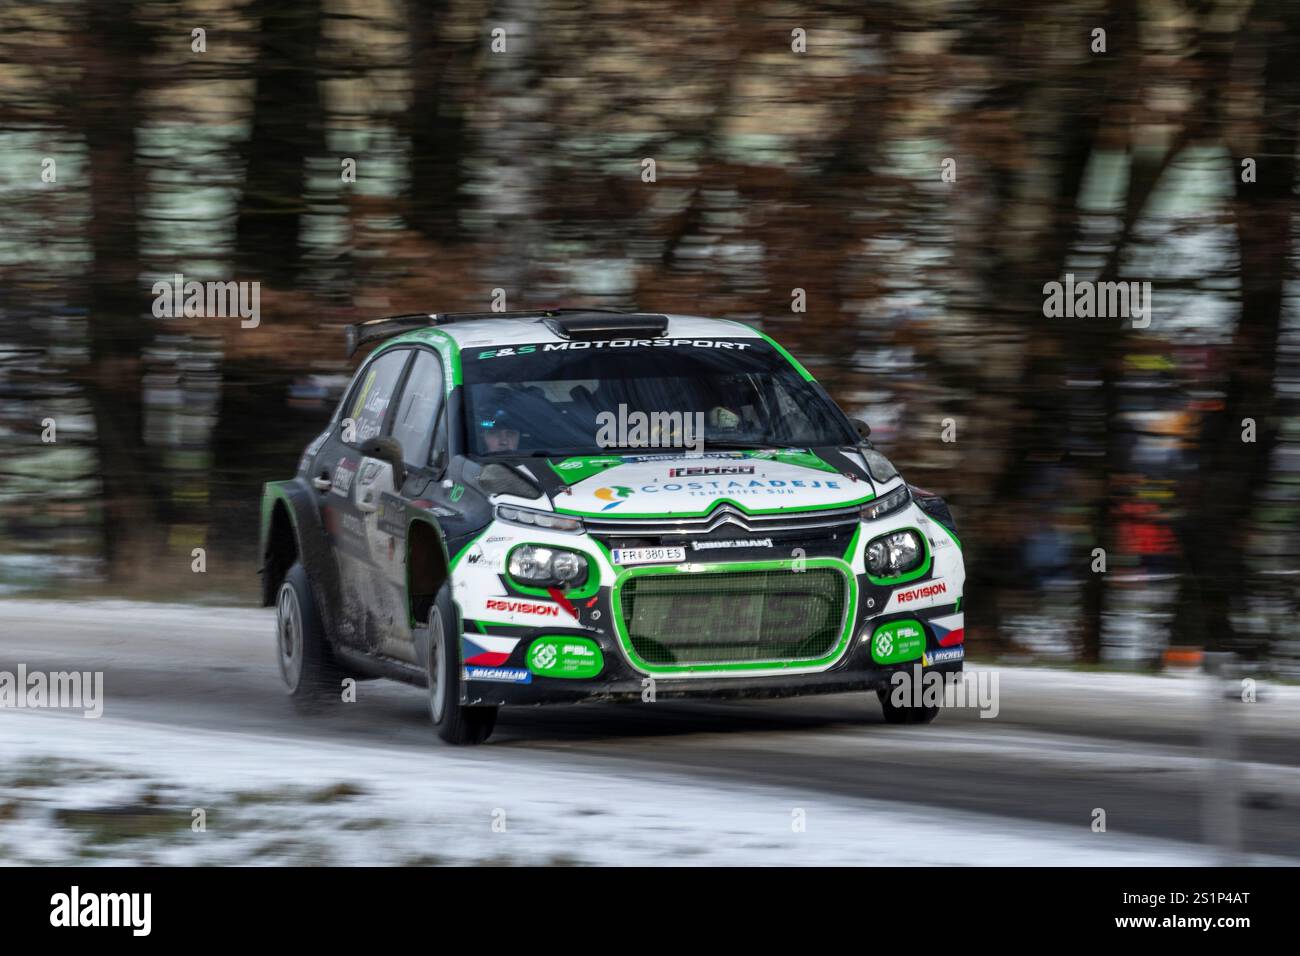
[864,530,924,578]
[861,484,910,521]
[508,545,590,589]
[496,504,585,534]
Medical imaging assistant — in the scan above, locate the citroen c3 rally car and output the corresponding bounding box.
[260,310,965,744]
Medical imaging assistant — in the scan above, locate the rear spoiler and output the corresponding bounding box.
[344,314,434,358]
[343,308,650,357]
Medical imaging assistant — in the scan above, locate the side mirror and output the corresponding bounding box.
[850,418,872,442]
[359,436,406,488]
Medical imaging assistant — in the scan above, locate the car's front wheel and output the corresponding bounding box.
[421,585,497,746]
[877,687,940,725]
[276,562,344,706]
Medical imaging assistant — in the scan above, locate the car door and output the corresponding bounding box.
[311,347,413,652]
[354,348,446,661]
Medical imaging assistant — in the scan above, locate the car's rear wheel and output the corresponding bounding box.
[877,687,940,725]
[276,562,344,706]
[422,585,497,745]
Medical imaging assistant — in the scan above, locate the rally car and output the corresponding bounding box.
[260,309,965,744]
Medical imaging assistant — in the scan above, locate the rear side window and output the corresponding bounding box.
[390,350,445,468]
[344,349,409,445]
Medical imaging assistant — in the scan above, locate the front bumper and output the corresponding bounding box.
[456,509,966,708]
[462,613,964,707]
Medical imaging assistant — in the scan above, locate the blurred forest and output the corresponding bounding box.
[1,0,1298,671]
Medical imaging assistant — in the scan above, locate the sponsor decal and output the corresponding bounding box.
[929,611,965,647]
[924,647,965,665]
[330,458,356,497]
[611,546,685,565]
[690,537,773,551]
[622,452,746,463]
[462,634,521,667]
[547,456,624,484]
[871,620,926,665]
[449,484,466,503]
[377,494,407,538]
[477,340,754,359]
[527,636,604,679]
[668,465,755,477]
[633,478,841,496]
[464,666,532,684]
[894,581,947,605]
[594,485,634,510]
[484,598,561,618]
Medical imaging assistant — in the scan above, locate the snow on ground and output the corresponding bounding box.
[0,708,1280,867]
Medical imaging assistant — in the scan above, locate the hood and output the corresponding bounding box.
[525,448,877,518]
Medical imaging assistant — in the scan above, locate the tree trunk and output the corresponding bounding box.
[80,0,163,582]
[1171,0,1298,659]
[234,0,326,287]
[407,0,470,242]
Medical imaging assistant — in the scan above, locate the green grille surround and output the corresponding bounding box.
[610,558,858,675]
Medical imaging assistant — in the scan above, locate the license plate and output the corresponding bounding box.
[611,546,686,566]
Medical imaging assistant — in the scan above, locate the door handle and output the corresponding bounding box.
[312,475,332,492]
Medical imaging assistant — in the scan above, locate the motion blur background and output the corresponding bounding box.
[1,0,1298,674]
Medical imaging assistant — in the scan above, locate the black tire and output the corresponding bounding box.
[275,562,345,707]
[877,687,940,725]
[420,585,497,745]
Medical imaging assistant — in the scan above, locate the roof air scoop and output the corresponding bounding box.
[543,313,669,340]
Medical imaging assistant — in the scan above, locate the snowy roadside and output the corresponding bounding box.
[0,709,1283,866]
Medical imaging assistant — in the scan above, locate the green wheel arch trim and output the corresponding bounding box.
[260,482,301,542]
[504,542,600,600]
[609,556,859,675]
[554,492,876,520]
[864,525,932,586]
[404,514,454,628]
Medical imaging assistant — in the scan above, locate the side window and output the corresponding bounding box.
[390,350,445,468]
[343,349,409,445]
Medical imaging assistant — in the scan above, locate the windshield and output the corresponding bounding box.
[460,338,857,457]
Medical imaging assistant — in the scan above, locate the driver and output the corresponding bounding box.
[478,407,522,453]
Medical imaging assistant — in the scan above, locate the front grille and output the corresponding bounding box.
[618,567,848,667]
[583,503,861,537]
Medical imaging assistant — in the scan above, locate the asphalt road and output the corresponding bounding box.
[2,599,1297,860]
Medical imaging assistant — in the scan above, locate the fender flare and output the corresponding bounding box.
[260,478,345,648]
[405,512,456,670]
